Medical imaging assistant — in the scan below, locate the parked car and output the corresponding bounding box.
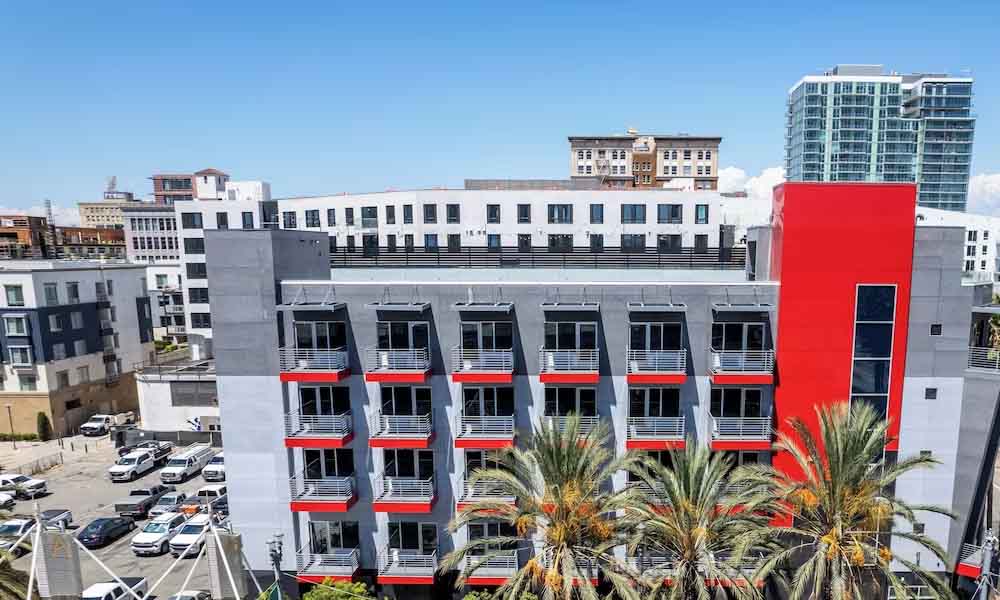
[80,414,115,436]
[131,512,188,556]
[169,513,216,557]
[108,441,173,482]
[160,444,215,484]
[0,517,35,556]
[148,491,189,519]
[113,484,174,520]
[81,578,147,600]
[77,517,135,548]
[166,591,211,600]
[179,485,227,515]
[201,453,225,482]
[0,493,14,509]
[0,473,47,498]
[39,509,73,531]
[117,440,174,459]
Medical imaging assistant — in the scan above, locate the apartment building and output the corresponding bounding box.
[78,190,139,229]
[785,64,975,211]
[0,261,154,436]
[151,168,230,205]
[203,182,999,598]
[568,131,721,190]
[0,215,51,259]
[53,226,126,259]
[122,203,180,263]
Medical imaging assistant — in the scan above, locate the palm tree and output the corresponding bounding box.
[440,413,647,600]
[0,553,30,600]
[626,441,783,600]
[748,402,954,600]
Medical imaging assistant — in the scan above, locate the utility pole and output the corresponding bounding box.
[266,533,283,593]
[6,405,16,449]
[977,529,997,600]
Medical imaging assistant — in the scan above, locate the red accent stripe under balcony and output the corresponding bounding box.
[284,411,354,448]
[462,552,518,586]
[538,347,599,384]
[372,476,436,513]
[451,346,514,383]
[288,474,357,512]
[454,415,515,448]
[625,416,686,450]
[377,549,437,584]
[368,412,434,448]
[296,547,359,583]
[957,544,984,579]
[364,347,431,383]
[625,349,687,384]
[279,347,350,382]
[709,416,773,450]
[708,349,774,385]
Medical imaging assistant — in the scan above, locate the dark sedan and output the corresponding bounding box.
[77,517,135,548]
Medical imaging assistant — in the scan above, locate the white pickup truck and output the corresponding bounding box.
[81,578,148,600]
[81,413,134,436]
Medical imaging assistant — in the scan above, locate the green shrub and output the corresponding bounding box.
[0,433,39,442]
[36,412,53,442]
[302,580,375,600]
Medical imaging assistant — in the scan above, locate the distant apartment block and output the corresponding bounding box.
[122,203,180,263]
[568,131,721,190]
[0,215,52,259]
[53,227,126,260]
[152,168,230,205]
[78,190,139,229]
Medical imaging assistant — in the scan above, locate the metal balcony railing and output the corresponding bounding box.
[375,476,435,501]
[279,347,349,372]
[166,325,186,335]
[285,411,352,439]
[455,415,515,439]
[460,477,515,503]
[709,349,775,374]
[711,416,772,441]
[959,543,984,567]
[626,349,686,373]
[968,347,1000,371]
[369,412,433,438]
[364,347,431,372]
[626,416,684,440]
[626,554,677,575]
[543,415,599,436]
[164,305,185,314]
[296,547,359,576]
[378,548,437,576]
[538,348,599,372]
[289,473,355,501]
[461,551,517,576]
[538,548,598,579]
[629,480,668,502]
[451,347,514,373]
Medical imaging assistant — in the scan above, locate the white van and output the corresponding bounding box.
[201,453,225,482]
[159,444,214,484]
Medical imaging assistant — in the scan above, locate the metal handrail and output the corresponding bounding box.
[285,411,352,438]
[279,347,349,372]
[164,305,186,314]
[711,416,772,440]
[166,326,186,335]
[378,548,438,574]
[626,554,677,574]
[543,415,599,435]
[289,473,355,500]
[461,551,517,572]
[959,543,984,566]
[370,412,433,437]
[968,347,1000,371]
[375,476,434,500]
[296,547,360,573]
[455,414,515,438]
[709,349,775,373]
[364,347,431,372]
[451,347,514,372]
[626,349,686,373]
[461,477,515,502]
[626,416,684,439]
[538,548,597,576]
[538,347,599,372]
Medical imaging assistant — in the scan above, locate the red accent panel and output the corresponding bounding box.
[284,434,354,449]
[289,497,357,512]
[539,372,600,384]
[710,440,773,451]
[454,438,514,449]
[376,576,435,585]
[368,433,435,449]
[372,498,436,513]
[626,374,687,385]
[364,371,430,383]
[297,573,357,583]
[457,500,514,511]
[452,372,514,384]
[467,577,509,586]
[956,562,982,579]
[771,183,915,479]
[279,369,350,383]
[626,439,686,450]
[710,374,774,385]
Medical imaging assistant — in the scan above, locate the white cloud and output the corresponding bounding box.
[968,173,1000,216]
[0,204,81,227]
[718,165,786,202]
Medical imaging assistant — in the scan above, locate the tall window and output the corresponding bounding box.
[486,204,500,224]
[446,204,460,224]
[326,208,336,226]
[4,285,23,307]
[517,204,531,224]
[385,206,396,225]
[305,210,321,228]
[216,212,229,229]
[548,204,573,224]
[658,204,682,224]
[242,212,254,229]
[621,204,646,224]
[851,285,896,421]
[424,205,438,224]
[345,208,354,226]
[695,204,709,224]
[621,234,646,251]
[589,204,603,224]
[517,234,531,252]
[425,234,439,251]
[43,283,59,306]
[282,211,297,228]
[447,234,461,252]
[403,205,413,224]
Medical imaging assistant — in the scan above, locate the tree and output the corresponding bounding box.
[750,403,955,600]
[0,553,30,600]
[36,413,52,442]
[301,579,375,600]
[441,414,647,600]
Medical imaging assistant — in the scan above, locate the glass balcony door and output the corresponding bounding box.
[381,386,432,416]
[308,521,359,553]
[710,388,762,418]
[461,322,513,351]
[711,323,764,351]
[467,521,516,555]
[388,522,437,554]
[377,321,429,350]
[544,387,597,417]
[544,322,597,350]
[629,323,682,350]
[299,386,350,416]
[628,388,680,418]
[295,321,347,350]
[304,448,355,479]
[465,450,501,473]
[463,387,515,417]
[385,449,434,480]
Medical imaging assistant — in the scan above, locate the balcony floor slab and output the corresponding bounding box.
[284,434,354,449]
[280,369,351,383]
[290,497,357,512]
[452,372,514,384]
[626,373,687,385]
[364,370,430,384]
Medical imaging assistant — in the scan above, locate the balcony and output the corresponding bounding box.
[457,477,516,510]
[284,411,353,448]
[296,547,359,583]
[710,416,773,450]
[968,347,1000,373]
[626,349,687,384]
[372,476,435,513]
[461,551,518,586]
[956,543,984,579]
[539,549,598,585]
[708,349,775,385]
[454,414,515,449]
[368,411,434,448]
[626,554,676,578]
[288,473,357,512]
[165,325,186,335]
[451,347,514,384]
[543,415,599,437]
[538,348,600,384]
[164,305,185,315]
[364,347,431,383]
[279,347,350,383]
[377,548,437,585]
[625,417,685,450]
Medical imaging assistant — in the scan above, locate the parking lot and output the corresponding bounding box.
[8,438,223,597]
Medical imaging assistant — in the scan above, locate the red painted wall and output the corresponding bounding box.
[770,183,916,475]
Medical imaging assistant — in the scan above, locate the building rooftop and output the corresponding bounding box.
[0,259,145,272]
[568,133,722,142]
[296,267,768,285]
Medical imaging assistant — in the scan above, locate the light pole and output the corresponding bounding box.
[266,532,284,592]
[5,405,15,450]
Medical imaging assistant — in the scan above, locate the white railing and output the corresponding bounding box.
[378,548,438,575]
[370,412,433,438]
[538,348,600,372]
[455,414,515,439]
[626,554,676,575]
[285,411,352,438]
[968,347,1000,371]
[538,548,597,579]
[630,481,668,502]
[296,547,359,575]
[166,325,186,335]
[543,415,599,435]
[460,477,515,503]
[626,416,684,440]
[289,474,355,501]
[364,347,431,372]
[461,551,517,575]
[375,476,435,501]
[279,347,349,372]
[451,347,514,373]
[711,416,772,441]
[709,349,775,374]
[626,349,686,373]
[164,305,185,314]
[959,543,984,567]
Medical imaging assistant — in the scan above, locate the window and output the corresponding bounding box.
[385,206,396,225]
[361,206,377,227]
[621,234,646,251]
[543,321,597,352]
[706,150,712,159]
[517,204,531,224]
[851,285,896,421]
[71,312,83,329]
[387,235,397,252]
[180,213,203,229]
[326,208,336,226]
[518,234,531,252]
[930,323,942,336]
[4,285,23,307]
[621,204,646,224]
[4,316,26,336]
[447,234,461,252]
[345,208,354,226]
[425,234,439,251]
[77,366,90,383]
[441,204,458,224]
[695,204,709,224]
[697,151,704,160]
[548,234,573,252]
[53,344,66,361]
[282,211,297,229]
[585,203,603,224]
[48,314,62,332]
[66,282,80,304]
[403,205,413,224]
[404,234,414,251]
[216,212,229,230]
[925,388,937,400]
[9,347,32,365]
[183,238,205,254]
[968,230,978,242]
[548,204,573,224]
[186,263,207,279]
[43,283,59,306]
[658,204,682,224]
[657,234,682,253]
[191,313,212,329]
[328,236,337,252]
[487,234,501,251]
[705,166,712,175]
[74,339,86,356]
[242,212,254,229]
[710,388,763,418]
[590,234,604,252]
[683,166,692,176]
[424,204,438,224]
[683,150,691,160]
[305,210,321,228]
[19,375,37,392]
[486,204,500,224]
[346,236,355,252]
[189,288,210,304]
[966,246,975,257]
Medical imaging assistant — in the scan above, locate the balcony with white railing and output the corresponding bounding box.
[543,415,599,437]
[451,347,514,383]
[539,548,598,584]
[626,349,687,383]
[279,347,350,381]
[288,473,356,511]
[377,548,438,583]
[368,411,433,447]
[710,416,773,450]
[626,554,676,577]
[454,414,515,447]
[296,547,359,581]
[968,346,1000,373]
[284,411,353,447]
[373,476,435,512]
[364,347,431,382]
[708,349,775,383]
[957,543,984,578]
[625,416,685,449]
[461,551,518,583]
[457,477,516,508]
[538,347,600,383]
[166,325,186,335]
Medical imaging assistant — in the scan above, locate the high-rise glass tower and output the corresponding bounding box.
[785,65,975,211]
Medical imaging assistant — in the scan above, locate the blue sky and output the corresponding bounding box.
[2,1,999,217]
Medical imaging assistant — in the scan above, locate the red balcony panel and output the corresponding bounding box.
[626,373,686,385]
[956,562,982,579]
[454,437,514,449]
[368,433,435,449]
[284,433,354,449]
[452,372,514,384]
[466,576,509,586]
[364,371,430,384]
[710,440,773,451]
[297,573,356,584]
[372,499,436,513]
[710,373,774,385]
[625,439,686,450]
[280,369,351,383]
[539,372,600,384]
[289,498,357,513]
[376,575,435,585]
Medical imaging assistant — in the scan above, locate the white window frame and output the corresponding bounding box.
[3,315,27,336]
[9,346,32,366]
